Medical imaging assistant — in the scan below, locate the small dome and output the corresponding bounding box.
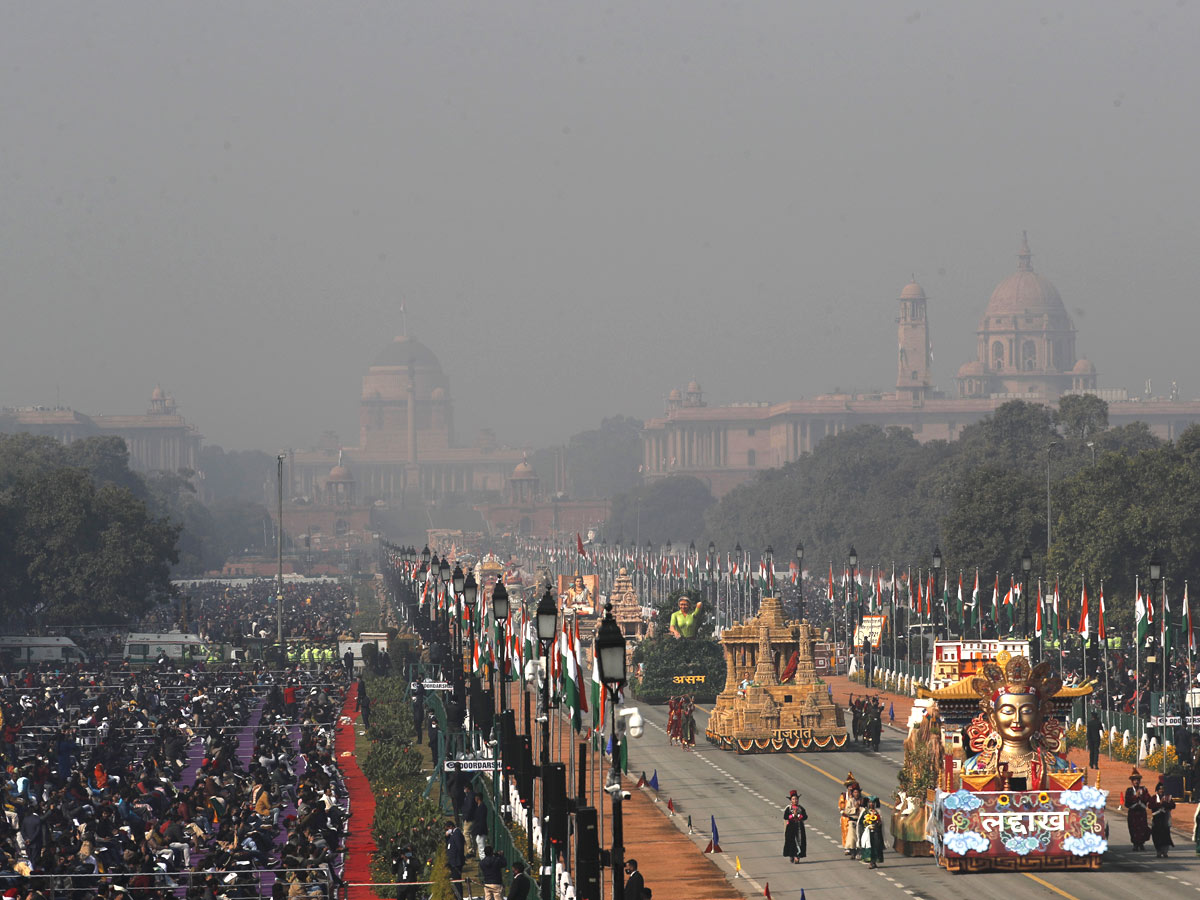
[1072,358,1096,375]
[668,388,682,401]
[957,360,986,377]
[687,380,701,393]
[328,465,354,482]
[371,336,443,371]
[900,280,926,301]
[513,458,536,478]
[151,386,164,401]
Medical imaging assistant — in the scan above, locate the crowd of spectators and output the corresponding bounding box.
[0,580,356,900]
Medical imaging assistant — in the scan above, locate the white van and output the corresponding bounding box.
[0,635,90,666]
[123,632,213,664]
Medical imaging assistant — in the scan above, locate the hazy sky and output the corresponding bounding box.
[3,1,1198,452]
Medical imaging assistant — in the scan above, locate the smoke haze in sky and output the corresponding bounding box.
[2,1,1197,451]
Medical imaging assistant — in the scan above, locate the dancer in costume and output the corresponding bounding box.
[679,695,697,749]
[782,790,807,863]
[840,781,863,856]
[1150,781,1176,858]
[1124,768,1152,851]
[859,798,884,868]
[666,697,682,746]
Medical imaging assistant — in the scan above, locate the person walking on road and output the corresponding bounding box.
[1124,768,1152,851]
[1087,711,1102,769]
[782,790,807,863]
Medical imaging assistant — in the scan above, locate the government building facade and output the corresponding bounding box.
[643,235,1200,498]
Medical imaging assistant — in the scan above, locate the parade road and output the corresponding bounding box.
[624,701,1200,900]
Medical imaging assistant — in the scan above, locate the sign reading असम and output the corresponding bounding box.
[671,675,706,684]
[410,681,452,691]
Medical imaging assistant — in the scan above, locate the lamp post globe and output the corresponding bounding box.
[453,563,465,596]
[491,579,509,621]
[536,587,558,644]
[421,544,431,566]
[595,612,627,688]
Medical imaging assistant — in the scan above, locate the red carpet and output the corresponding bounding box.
[338,682,380,899]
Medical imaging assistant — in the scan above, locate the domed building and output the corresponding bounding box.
[957,233,1084,400]
[641,233,1200,499]
[288,331,525,504]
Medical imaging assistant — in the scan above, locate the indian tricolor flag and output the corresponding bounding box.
[562,623,582,733]
[591,650,605,730]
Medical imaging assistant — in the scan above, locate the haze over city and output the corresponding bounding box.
[2,1,1198,452]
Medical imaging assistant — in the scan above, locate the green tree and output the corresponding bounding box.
[606,475,715,543]
[564,415,644,499]
[1055,394,1109,443]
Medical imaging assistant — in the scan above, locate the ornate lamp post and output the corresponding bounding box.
[848,545,858,637]
[595,598,628,900]
[708,541,717,628]
[535,587,558,900]
[734,542,743,623]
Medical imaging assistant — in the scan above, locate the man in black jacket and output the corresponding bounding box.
[507,860,531,900]
[624,858,646,900]
[479,846,505,900]
[445,820,466,899]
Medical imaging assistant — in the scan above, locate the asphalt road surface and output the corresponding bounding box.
[624,701,1200,900]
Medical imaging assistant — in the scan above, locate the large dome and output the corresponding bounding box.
[371,336,443,370]
[983,234,1067,319]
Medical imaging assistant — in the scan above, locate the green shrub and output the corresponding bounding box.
[630,632,724,703]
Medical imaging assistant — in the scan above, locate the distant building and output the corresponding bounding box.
[0,387,201,473]
[288,333,525,504]
[643,235,1200,498]
[476,455,610,538]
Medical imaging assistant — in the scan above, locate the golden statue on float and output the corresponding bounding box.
[919,652,1106,872]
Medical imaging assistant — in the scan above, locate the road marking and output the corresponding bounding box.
[787,752,895,809]
[1021,872,1083,900]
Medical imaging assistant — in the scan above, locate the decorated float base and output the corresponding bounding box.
[705,728,848,753]
[930,787,1107,874]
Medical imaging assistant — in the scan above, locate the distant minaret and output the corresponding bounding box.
[896,276,931,405]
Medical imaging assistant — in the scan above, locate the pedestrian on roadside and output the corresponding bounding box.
[479,846,505,900]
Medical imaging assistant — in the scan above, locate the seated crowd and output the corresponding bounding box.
[0,631,353,899]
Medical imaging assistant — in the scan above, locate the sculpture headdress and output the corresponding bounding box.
[971,655,1061,719]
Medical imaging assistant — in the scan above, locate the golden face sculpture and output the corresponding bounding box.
[993,692,1040,748]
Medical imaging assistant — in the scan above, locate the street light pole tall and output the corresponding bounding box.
[535,587,558,900]
[594,594,628,900]
[932,546,943,641]
[276,454,285,654]
[848,546,858,640]
[796,542,805,623]
[1021,547,1033,640]
[1047,442,1059,556]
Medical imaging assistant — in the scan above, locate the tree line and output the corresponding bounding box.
[603,396,1200,637]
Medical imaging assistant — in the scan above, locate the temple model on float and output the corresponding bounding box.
[894,649,1105,872]
[706,598,848,753]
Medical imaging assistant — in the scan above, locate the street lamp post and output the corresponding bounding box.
[1021,547,1033,641]
[795,543,805,622]
[1047,442,1059,556]
[848,546,858,638]
[453,563,467,705]
[734,543,743,623]
[765,544,774,601]
[932,546,943,641]
[491,577,510,821]
[535,587,558,900]
[707,541,717,629]
[1150,552,1166,771]
[594,597,628,900]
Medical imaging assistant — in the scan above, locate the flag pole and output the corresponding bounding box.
[1136,574,1142,763]
[1081,578,1088,694]
[1102,579,1111,760]
[1188,580,1193,741]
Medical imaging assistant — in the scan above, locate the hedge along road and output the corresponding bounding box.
[623,701,1200,900]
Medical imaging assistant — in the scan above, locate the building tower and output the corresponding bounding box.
[896,278,932,405]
